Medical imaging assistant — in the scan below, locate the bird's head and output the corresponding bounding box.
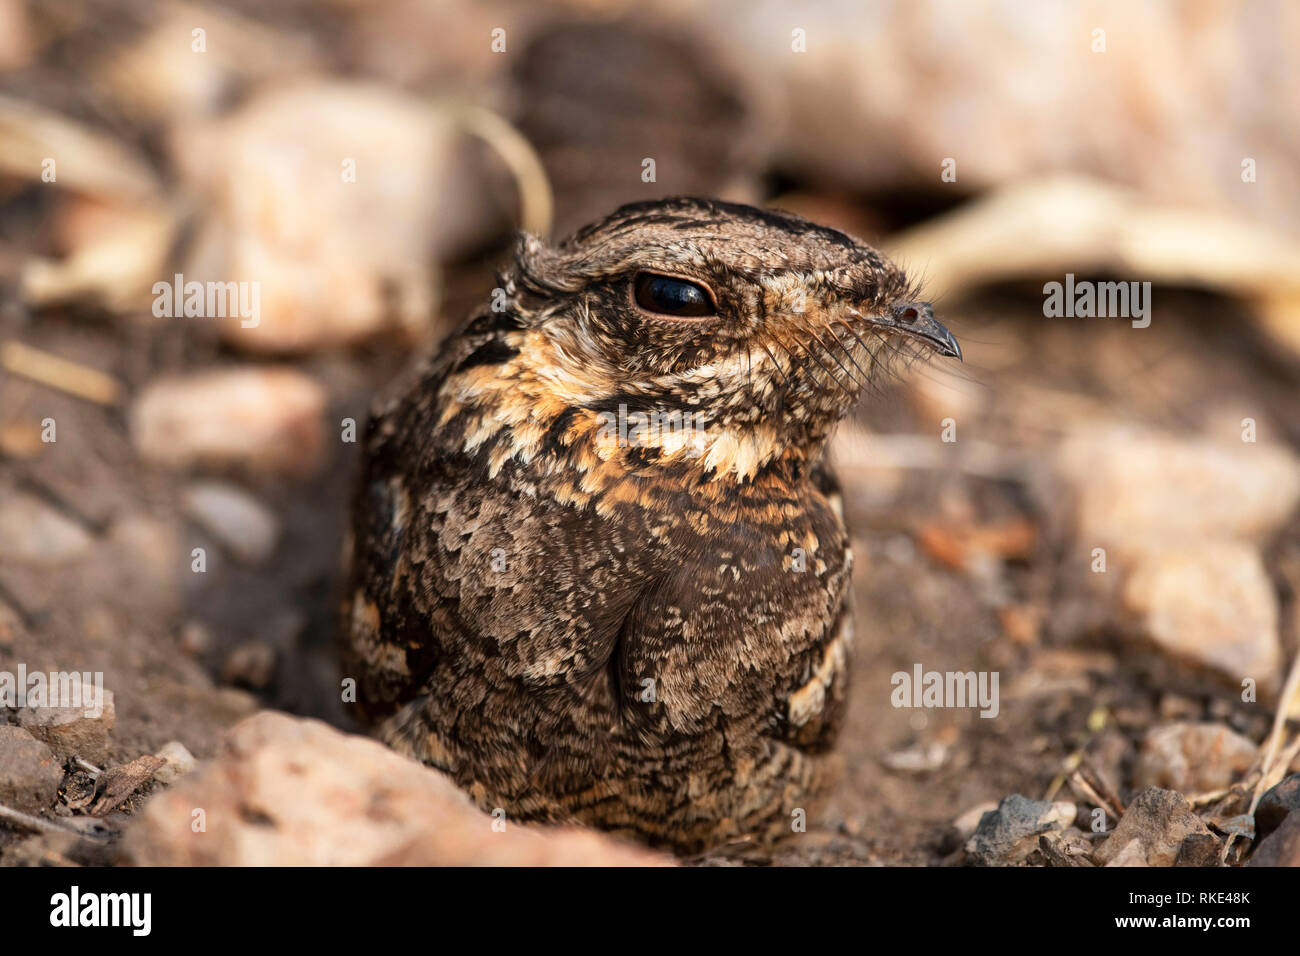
[441,197,960,489]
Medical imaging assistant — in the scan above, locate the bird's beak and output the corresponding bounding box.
[889,302,962,360]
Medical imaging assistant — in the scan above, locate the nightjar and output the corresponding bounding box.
[341,197,960,853]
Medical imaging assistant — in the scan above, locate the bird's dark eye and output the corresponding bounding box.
[633,273,716,317]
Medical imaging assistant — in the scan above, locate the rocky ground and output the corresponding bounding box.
[1,0,1299,866]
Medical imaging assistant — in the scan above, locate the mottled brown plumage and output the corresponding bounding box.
[340,197,959,853]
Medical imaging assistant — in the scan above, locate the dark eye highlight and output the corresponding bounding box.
[633,273,716,318]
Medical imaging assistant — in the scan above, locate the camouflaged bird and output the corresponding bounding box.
[341,197,960,853]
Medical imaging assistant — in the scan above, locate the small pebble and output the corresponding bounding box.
[153,741,197,786]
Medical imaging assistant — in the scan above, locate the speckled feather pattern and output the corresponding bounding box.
[341,197,948,853]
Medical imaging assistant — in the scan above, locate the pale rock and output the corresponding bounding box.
[1122,544,1280,690]
[130,367,325,476]
[182,482,281,565]
[1051,426,1293,690]
[689,2,1300,235]
[1055,428,1300,553]
[124,712,672,866]
[0,491,92,566]
[18,679,116,764]
[1103,836,1152,867]
[1094,788,1213,867]
[1132,723,1258,794]
[170,81,458,353]
[152,741,197,786]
